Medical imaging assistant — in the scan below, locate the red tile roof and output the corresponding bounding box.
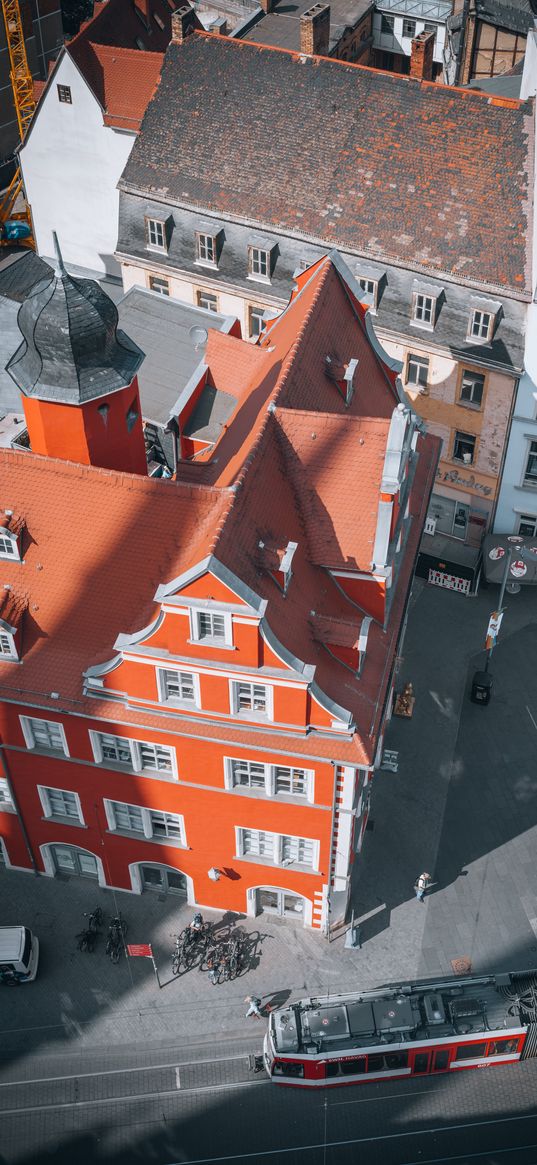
[67,0,169,129]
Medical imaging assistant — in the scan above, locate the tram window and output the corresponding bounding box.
[487,1038,519,1056]
[326,1062,340,1077]
[367,1054,385,1072]
[386,1052,408,1070]
[455,1042,486,1061]
[272,1061,304,1078]
[413,1053,429,1074]
[433,1050,449,1071]
[341,1057,366,1076]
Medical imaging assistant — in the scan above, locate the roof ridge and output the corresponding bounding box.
[275,406,391,424]
[0,448,228,498]
[87,41,165,60]
[190,30,527,108]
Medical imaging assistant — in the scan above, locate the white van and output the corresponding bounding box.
[0,926,39,982]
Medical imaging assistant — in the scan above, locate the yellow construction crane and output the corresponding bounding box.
[0,0,36,246]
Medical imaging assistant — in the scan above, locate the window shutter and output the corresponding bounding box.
[103,799,116,831]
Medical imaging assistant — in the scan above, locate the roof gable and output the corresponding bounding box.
[121,34,533,294]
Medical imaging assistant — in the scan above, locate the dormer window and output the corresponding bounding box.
[196,232,216,266]
[0,630,17,660]
[410,281,443,332]
[190,608,233,646]
[145,217,168,253]
[467,297,501,345]
[0,531,17,558]
[358,277,378,312]
[0,516,23,560]
[247,240,278,284]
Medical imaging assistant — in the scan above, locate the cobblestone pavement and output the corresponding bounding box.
[1,578,536,1070]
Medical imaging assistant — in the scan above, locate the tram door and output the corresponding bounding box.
[432,1050,450,1072]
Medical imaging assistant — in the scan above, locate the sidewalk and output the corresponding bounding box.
[1,578,536,1067]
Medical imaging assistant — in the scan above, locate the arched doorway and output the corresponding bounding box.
[130,862,193,900]
[250,886,311,925]
[42,843,104,883]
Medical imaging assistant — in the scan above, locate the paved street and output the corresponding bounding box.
[1,575,536,1163]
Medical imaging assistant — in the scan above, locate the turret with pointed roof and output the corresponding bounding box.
[7,235,148,475]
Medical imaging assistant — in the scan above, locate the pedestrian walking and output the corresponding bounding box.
[414,872,432,902]
[245,995,263,1019]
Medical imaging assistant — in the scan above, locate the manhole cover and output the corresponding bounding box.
[451,956,472,975]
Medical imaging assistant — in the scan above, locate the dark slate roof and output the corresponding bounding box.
[183,384,237,442]
[0,251,52,303]
[475,0,533,34]
[7,252,144,404]
[241,0,373,52]
[120,34,533,296]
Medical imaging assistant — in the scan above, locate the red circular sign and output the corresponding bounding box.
[511,560,527,578]
[489,546,505,560]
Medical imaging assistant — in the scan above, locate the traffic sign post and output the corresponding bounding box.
[126,943,161,988]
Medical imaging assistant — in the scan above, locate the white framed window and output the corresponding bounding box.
[105,799,185,843]
[57,84,72,104]
[402,17,416,37]
[406,352,429,390]
[518,513,537,537]
[196,232,217,267]
[0,778,14,811]
[0,630,17,659]
[89,731,177,778]
[249,306,266,338]
[157,668,200,708]
[196,289,218,312]
[357,276,378,312]
[459,369,485,407]
[39,785,84,822]
[469,308,493,342]
[230,681,273,720]
[523,440,537,488]
[21,716,69,755]
[190,608,232,646]
[146,218,167,253]
[0,530,18,558]
[224,758,314,800]
[412,292,435,328]
[149,274,170,296]
[236,827,318,869]
[248,247,270,281]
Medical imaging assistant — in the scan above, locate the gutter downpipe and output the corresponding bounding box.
[0,740,39,874]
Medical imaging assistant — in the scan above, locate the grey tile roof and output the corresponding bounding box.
[183,384,237,441]
[475,0,533,35]
[6,257,144,405]
[116,286,231,425]
[241,0,373,52]
[119,34,533,296]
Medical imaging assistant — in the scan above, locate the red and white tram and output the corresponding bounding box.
[264,969,537,1087]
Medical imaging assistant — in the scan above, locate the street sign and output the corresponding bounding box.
[485,610,503,650]
[127,943,153,958]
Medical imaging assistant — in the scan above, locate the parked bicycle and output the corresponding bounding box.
[84,906,104,933]
[171,913,211,975]
[106,913,127,964]
[76,927,96,953]
[206,927,247,984]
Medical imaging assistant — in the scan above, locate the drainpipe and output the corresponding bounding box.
[454,0,470,86]
[0,741,39,874]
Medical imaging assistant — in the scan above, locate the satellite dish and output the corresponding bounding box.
[189,325,208,351]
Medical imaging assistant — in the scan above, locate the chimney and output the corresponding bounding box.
[300,3,330,56]
[259,0,275,11]
[171,4,201,43]
[410,28,435,81]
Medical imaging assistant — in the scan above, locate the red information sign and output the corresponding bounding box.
[127,943,153,958]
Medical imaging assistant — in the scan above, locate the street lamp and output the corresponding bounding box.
[207,867,221,882]
[471,543,535,704]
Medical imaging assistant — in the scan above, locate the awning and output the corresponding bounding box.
[482,534,537,585]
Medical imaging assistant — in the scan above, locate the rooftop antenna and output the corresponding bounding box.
[51,230,66,278]
[189,325,208,352]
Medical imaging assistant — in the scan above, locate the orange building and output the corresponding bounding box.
[0,247,439,933]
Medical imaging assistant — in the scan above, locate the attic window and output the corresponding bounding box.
[467,299,501,345]
[145,217,168,253]
[57,85,72,104]
[190,608,233,646]
[0,520,22,561]
[0,631,16,660]
[196,232,217,269]
[248,241,278,284]
[358,276,378,313]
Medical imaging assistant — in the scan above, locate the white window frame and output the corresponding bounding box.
[156,668,201,708]
[0,529,19,559]
[196,289,219,312]
[402,17,416,37]
[196,232,217,268]
[104,798,185,844]
[229,680,274,721]
[518,512,537,537]
[0,629,17,660]
[148,274,170,296]
[20,716,69,756]
[411,292,436,330]
[224,757,314,801]
[357,276,378,313]
[0,777,14,811]
[406,352,429,390]
[146,218,167,253]
[523,439,537,488]
[190,608,233,646]
[89,731,178,779]
[38,784,84,823]
[236,826,319,870]
[248,246,271,283]
[249,305,266,338]
[468,308,493,343]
